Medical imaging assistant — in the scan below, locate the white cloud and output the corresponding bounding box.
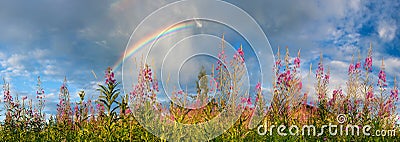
[43,64,57,75]
[0,54,29,79]
[330,60,348,69]
[349,0,361,11]
[0,52,5,59]
[378,20,397,41]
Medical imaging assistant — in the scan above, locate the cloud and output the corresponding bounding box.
[378,20,397,41]
[1,53,31,79]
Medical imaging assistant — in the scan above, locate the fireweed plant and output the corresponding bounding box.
[0,40,399,141]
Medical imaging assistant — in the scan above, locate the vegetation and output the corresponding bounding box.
[0,39,399,141]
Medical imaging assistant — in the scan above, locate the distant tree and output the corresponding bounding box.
[196,66,209,103]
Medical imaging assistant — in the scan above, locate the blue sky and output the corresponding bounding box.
[0,0,399,116]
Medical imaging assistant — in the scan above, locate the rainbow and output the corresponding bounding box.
[112,22,195,71]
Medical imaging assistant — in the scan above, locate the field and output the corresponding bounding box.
[1,44,399,141]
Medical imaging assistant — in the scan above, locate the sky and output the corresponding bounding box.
[0,0,399,116]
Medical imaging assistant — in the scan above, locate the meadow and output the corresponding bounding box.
[0,42,399,141]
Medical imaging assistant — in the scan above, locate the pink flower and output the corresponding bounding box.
[329,89,342,106]
[247,98,252,105]
[3,88,12,102]
[324,74,330,80]
[366,91,374,100]
[378,70,386,83]
[152,79,159,92]
[74,105,79,113]
[277,70,293,87]
[237,46,244,57]
[241,97,252,106]
[275,59,281,67]
[355,62,361,69]
[298,81,302,89]
[316,63,324,78]
[294,57,300,68]
[348,63,354,74]
[303,93,308,104]
[364,57,372,71]
[391,89,398,101]
[233,46,245,63]
[97,104,105,112]
[125,108,131,114]
[255,82,261,92]
[218,50,225,59]
[105,67,116,84]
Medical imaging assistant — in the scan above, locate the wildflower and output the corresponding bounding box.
[74,104,79,112]
[366,91,374,100]
[216,47,227,70]
[294,57,300,68]
[255,82,261,92]
[177,90,184,95]
[97,103,105,113]
[293,49,301,68]
[152,78,159,92]
[275,59,281,67]
[324,74,330,80]
[247,98,252,106]
[302,93,308,104]
[391,89,398,101]
[348,63,354,74]
[355,62,361,69]
[379,70,385,81]
[378,70,387,86]
[377,60,387,88]
[237,46,244,57]
[233,45,245,63]
[355,99,361,105]
[3,83,12,102]
[364,45,373,71]
[141,65,153,83]
[105,67,116,84]
[209,79,215,92]
[329,89,342,106]
[241,97,251,105]
[125,108,131,114]
[316,62,324,78]
[298,81,303,90]
[364,57,372,71]
[218,50,226,60]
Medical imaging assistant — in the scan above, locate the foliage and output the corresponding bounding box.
[0,41,399,141]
